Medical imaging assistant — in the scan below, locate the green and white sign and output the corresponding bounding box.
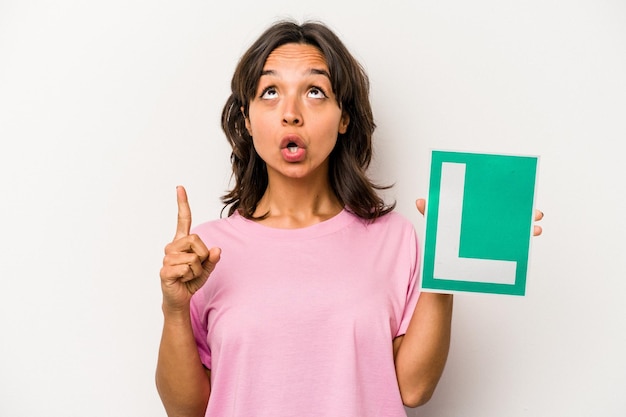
[421,150,538,296]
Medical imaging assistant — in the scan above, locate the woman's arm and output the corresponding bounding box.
[156,186,220,417]
[393,293,453,407]
[393,200,544,407]
[156,307,211,417]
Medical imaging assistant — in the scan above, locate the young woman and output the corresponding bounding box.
[156,20,542,417]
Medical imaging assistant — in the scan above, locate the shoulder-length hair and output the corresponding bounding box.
[221,20,395,219]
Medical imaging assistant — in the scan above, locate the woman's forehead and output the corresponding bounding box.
[262,43,329,71]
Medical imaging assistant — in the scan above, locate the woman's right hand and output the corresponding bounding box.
[159,186,221,313]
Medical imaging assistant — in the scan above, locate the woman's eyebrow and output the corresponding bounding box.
[309,68,331,79]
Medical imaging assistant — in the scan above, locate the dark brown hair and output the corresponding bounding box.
[221,20,395,219]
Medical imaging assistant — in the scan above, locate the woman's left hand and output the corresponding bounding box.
[415,199,544,236]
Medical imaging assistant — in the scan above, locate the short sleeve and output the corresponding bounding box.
[395,227,421,337]
[190,294,212,369]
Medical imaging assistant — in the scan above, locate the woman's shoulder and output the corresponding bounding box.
[362,208,414,227]
[190,211,242,235]
[349,208,416,236]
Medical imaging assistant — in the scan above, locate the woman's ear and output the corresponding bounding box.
[241,106,252,136]
[338,112,350,134]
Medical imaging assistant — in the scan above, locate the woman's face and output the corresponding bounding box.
[244,43,349,184]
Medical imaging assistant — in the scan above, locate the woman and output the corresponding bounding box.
[156,20,542,417]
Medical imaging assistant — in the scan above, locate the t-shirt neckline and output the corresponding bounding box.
[227,208,359,240]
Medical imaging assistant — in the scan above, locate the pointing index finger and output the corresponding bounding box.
[175,185,192,239]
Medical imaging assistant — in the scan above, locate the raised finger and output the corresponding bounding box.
[175,186,192,240]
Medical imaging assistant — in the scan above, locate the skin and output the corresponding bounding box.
[156,186,217,417]
[155,42,545,415]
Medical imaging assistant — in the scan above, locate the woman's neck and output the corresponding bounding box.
[253,176,343,229]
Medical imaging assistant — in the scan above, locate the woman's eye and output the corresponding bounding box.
[308,87,327,99]
[260,87,278,99]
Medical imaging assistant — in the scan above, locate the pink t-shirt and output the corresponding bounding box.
[190,209,421,417]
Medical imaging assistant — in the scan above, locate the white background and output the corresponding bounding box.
[1,1,625,416]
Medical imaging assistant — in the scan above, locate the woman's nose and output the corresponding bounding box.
[282,96,303,126]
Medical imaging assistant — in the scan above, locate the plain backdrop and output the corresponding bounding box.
[1,1,625,416]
